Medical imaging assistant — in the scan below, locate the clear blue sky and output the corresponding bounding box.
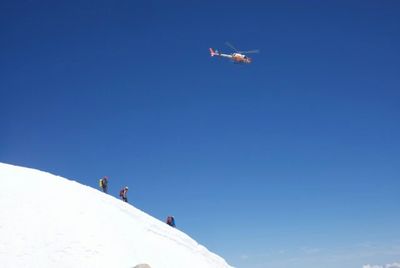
[1,1,399,267]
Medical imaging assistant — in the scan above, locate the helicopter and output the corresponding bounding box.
[209,42,259,64]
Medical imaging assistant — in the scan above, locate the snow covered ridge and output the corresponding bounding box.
[0,163,234,268]
[363,263,400,268]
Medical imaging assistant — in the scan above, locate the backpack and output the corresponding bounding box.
[119,189,124,197]
[99,179,103,188]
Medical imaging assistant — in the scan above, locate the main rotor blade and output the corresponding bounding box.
[238,49,260,54]
[225,42,239,52]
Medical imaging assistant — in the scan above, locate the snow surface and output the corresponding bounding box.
[0,163,234,268]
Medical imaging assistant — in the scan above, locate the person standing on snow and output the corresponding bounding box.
[119,186,128,202]
[99,176,108,193]
[166,216,176,227]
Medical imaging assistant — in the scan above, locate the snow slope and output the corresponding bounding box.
[0,163,234,268]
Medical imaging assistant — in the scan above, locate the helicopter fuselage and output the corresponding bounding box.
[210,49,252,64]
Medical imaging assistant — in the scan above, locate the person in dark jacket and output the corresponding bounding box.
[99,176,108,193]
[166,216,176,227]
[119,186,128,202]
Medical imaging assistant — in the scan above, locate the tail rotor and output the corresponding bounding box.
[209,48,218,57]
